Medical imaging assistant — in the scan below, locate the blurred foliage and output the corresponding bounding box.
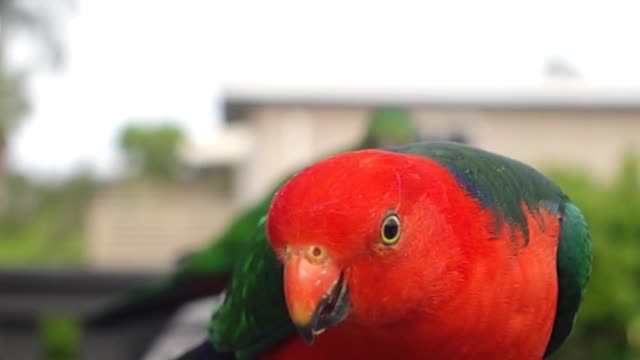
[118,122,185,179]
[361,108,418,148]
[0,0,71,69]
[0,56,29,141]
[38,314,81,360]
[0,0,72,199]
[0,0,72,128]
[0,172,96,266]
[546,153,640,359]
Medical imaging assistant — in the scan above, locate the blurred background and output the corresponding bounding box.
[1,0,640,359]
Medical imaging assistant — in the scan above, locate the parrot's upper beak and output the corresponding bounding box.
[283,253,350,344]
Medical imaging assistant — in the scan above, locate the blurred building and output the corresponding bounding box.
[220,85,640,201]
[88,85,640,269]
[88,180,236,269]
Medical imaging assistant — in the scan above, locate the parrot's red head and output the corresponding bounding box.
[267,149,478,344]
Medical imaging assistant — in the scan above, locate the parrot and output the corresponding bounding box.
[86,110,418,326]
[177,141,592,359]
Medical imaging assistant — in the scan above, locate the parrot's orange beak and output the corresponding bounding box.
[283,249,350,344]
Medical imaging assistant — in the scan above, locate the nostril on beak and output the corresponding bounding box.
[311,246,322,257]
[306,245,326,264]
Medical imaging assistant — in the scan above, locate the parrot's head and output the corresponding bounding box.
[267,149,473,344]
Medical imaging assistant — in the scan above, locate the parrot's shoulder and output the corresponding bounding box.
[209,216,295,360]
[395,142,591,357]
[395,142,568,242]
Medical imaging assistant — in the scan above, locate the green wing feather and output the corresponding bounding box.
[544,202,592,357]
[209,217,295,360]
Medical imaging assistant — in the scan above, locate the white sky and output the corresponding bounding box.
[7,0,640,178]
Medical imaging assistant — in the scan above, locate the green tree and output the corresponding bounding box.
[118,122,185,179]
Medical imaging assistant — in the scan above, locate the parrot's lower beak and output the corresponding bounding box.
[283,255,351,344]
[296,273,350,344]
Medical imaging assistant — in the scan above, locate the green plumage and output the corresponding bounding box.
[545,203,592,357]
[209,217,293,360]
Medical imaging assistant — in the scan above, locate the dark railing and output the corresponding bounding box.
[0,269,168,360]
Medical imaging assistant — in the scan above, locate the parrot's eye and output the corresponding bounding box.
[381,213,401,246]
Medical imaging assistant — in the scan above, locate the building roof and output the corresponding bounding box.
[223,84,640,111]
